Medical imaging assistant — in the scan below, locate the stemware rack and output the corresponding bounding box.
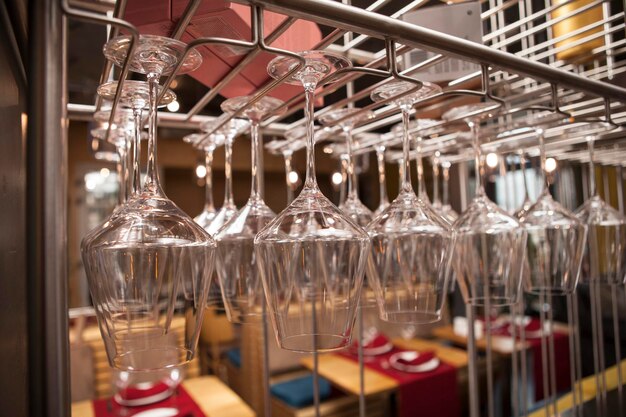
[65,0,626,167]
[48,0,626,416]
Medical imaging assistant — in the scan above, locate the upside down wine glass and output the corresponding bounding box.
[443,103,527,417]
[367,81,455,324]
[518,127,586,295]
[256,51,370,352]
[513,120,586,416]
[442,103,527,307]
[374,144,389,216]
[574,125,626,285]
[216,96,287,323]
[188,133,225,229]
[91,108,134,205]
[319,108,375,227]
[82,35,214,371]
[573,123,626,412]
[97,80,177,198]
[201,116,249,312]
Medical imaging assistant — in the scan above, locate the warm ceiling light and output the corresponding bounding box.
[167,100,180,112]
[486,152,499,168]
[195,164,207,178]
[545,157,557,173]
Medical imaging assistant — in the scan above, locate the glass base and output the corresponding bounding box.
[279,334,351,353]
[380,311,441,324]
[113,346,192,372]
[464,296,517,307]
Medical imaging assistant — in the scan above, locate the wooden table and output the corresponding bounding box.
[71,376,255,417]
[299,338,468,396]
[432,322,570,355]
[529,359,626,417]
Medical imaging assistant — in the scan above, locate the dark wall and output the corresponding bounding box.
[0,3,28,416]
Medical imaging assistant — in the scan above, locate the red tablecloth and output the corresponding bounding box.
[339,347,460,417]
[92,385,205,417]
[492,318,571,401]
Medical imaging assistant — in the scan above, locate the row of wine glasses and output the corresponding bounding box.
[83,34,626,375]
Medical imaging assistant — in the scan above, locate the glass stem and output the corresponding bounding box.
[250,120,264,200]
[538,132,551,195]
[345,126,359,201]
[131,106,143,194]
[303,78,318,189]
[401,107,413,193]
[471,121,485,196]
[588,136,597,197]
[116,144,127,206]
[416,134,427,200]
[283,152,294,204]
[224,136,235,208]
[519,152,530,202]
[204,148,215,212]
[376,146,388,206]
[443,165,450,206]
[433,159,440,205]
[398,160,404,195]
[125,136,133,201]
[144,72,162,194]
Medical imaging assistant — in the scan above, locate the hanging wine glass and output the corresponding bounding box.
[366,81,455,324]
[255,51,370,353]
[374,144,389,216]
[82,35,214,371]
[319,108,374,227]
[97,80,176,196]
[518,128,586,294]
[439,156,459,223]
[200,116,249,312]
[514,151,534,219]
[442,103,527,306]
[190,134,225,229]
[573,124,626,285]
[431,151,442,210]
[201,116,249,235]
[91,108,134,205]
[216,95,287,323]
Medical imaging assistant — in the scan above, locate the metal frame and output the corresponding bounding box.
[57,2,626,417]
[65,0,626,164]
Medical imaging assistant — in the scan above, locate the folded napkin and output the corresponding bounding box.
[350,333,390,354]
[396,350,436,366]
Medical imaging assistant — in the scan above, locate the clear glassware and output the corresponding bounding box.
[255,51,370,353]
[574,126,626,285]
[200,116,249,312]
[97,80,176,196]
[514,151,534,219]
[216,95,287,323]
[90,111,132,205]
[439,156,458,223]
[374,144,389,216]
[191,134,225,229]
[442,103,527,306]
[366,81,455,324]
[318,108,374,227]
[518,129,586,294]
[113,361,184,406]
[82,35,214,371]
[431,151,442,210]
[201,116,249,235]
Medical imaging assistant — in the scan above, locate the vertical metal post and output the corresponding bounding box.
[27,0,70,415]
